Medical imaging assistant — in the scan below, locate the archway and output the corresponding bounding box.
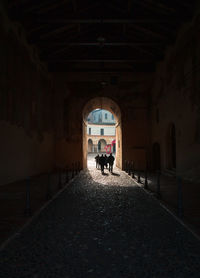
[82,97,122,169]
[98,139,107,153]
[88,139,93,153]
[166,123,176,170]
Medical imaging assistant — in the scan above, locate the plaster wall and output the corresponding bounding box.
[151,13,200,180]
[87,124,115,136]
[0,121,54,185]
[0,4,55,185]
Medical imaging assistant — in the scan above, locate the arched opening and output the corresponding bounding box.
[166,123,176,170]
[152,142,161,171]
[88,139,93,153]
[98,139,107,153]
[82,97,122,169]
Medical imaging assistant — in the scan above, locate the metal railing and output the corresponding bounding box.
[123,160,184,219]
[24,162,81,217]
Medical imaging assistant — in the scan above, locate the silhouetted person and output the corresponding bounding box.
[99,154,105,174]
[108,153,115,173]
[104,154,108,169]
[95,154,100,169]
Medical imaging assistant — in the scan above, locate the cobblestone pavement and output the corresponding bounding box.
[1,161,200,277]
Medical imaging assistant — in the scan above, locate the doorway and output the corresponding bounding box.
[82,97,122,169]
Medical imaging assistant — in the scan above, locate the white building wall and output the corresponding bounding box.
[101,110,115,123]
[87,124,115,136]
[87,109,115,124]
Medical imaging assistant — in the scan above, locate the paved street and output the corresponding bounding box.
[0,157,200,277]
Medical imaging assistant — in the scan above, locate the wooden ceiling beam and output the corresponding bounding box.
[14,0,57,12]
[36,0,70,14]
[47,65,155,73]
[40,24,76,39]
[131,0,174,15]
[46,59,153,63]
[104,2,128,15]
[29,24,49,33]
[144,0,176,13]
[128,45,154,56]
[129,24,167,40]
[36,18,188,24]
[69,2,101,17]
[8,0,31,8]
[47,26,98,56]
[37,42,164,47]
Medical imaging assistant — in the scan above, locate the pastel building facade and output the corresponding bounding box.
[87,110,116,153]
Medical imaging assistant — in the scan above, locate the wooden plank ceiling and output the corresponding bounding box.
[7,0,196,72]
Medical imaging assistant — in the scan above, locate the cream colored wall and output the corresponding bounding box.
[87,124,115,136]
[0,121,54,185]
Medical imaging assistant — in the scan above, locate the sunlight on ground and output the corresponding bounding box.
[87,153,122,185]
[87,153,97,169]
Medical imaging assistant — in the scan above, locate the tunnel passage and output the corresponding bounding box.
[82,97,122,169]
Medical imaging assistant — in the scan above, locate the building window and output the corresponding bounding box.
[100,128,104,135]
[112,115,114,120]
[89,128,91,135]
[105,113,107,119]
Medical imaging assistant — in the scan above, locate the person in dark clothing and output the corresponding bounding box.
[95,154,100,169]
[104,154,108,169]
[108,153,115,173]
[99,154,106,174]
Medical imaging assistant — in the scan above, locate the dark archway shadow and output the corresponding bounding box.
[102,172,109,176]
[111,172,120,176]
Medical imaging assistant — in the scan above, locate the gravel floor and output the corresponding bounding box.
[0,164,200,278]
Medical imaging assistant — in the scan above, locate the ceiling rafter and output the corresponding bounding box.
[128,44,154,57]
[10,0,57,12]
[7,0,195,72]
[131,0,176,15]
[46,59,153,63]
[36,18,187,24]
[104,2,128,15]
[37,42,164,47]
[30,23,49,33]
[70,1,102,17]
[144,0,176,13]
[129,24,168,40]
[8,0,31,8]
[40,24,77,39]
[47,25,99,57]
[36,0,71,14]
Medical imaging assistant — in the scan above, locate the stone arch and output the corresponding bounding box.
[166,123,176,170]
[88,139,93,153]
[98,139,107,152]
[82,97,122,169]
